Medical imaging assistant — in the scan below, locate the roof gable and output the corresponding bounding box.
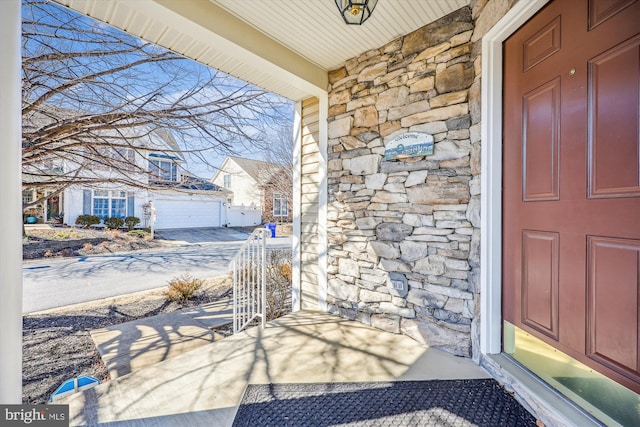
[215,156,289,185]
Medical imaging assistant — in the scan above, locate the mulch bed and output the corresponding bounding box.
[22,277,232,404]
[23,227,165,259]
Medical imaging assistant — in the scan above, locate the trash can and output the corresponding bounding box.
[266,223,276,238]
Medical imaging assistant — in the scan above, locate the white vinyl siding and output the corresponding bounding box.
[300,97,321,309]
[212,161,262,207]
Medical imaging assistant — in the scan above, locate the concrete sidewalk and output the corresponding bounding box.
[91,298,233,379]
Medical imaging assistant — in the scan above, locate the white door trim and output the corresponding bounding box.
[480,0,552,355]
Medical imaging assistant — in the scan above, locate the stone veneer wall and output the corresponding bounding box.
[325,1,516,358]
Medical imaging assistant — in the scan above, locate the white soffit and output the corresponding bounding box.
[56,0,470,101]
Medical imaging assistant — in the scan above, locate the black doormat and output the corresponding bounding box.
[233,379,537,426]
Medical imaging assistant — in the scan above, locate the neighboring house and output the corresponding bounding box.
[211,156,292,223]
[261,166,293,223]
[23,124,230,230]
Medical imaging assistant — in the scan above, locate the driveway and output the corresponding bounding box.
[23,228,292,313]
[154,227,256,244]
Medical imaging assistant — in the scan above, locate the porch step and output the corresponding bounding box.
[65,310,489,427]
[90,298,233,379]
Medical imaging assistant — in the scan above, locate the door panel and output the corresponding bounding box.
[588,0,637,29]
[523,78,561,201]
[522,230,560,339]
[587,236,640,382]
[503,0,640,393]
[523,16,562,71]
[588,35,640,198]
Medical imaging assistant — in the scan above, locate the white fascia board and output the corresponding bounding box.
[211,157,232,182]
[153,0,328,98]
[148,188,226,198]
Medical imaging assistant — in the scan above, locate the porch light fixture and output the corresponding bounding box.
[335,0,378,25]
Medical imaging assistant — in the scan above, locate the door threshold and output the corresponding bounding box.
[481,353,604,427]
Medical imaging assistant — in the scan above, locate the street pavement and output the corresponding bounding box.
[23,234,292,314]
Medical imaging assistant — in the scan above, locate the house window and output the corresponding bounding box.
[273,193,288,217]
[89,147,135,171]
[111,191,127,218]
[223,174,231,189]
[22,190,34,205]
[93,190,110,219]
[149,158,177,182]
[93,190,127,220]
[114,148,136,172]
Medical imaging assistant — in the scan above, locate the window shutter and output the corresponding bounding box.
[83,189,92,215]
[127,194,135,217]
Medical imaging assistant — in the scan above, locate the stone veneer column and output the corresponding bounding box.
[325,7,480,356]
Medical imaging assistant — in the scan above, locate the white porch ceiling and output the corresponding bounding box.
[56,0,470,101]
[211,0,470,71]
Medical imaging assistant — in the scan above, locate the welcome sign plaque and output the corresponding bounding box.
[384,132,434,161]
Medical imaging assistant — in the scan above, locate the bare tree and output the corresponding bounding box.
[21,0,292,209]
[261,124,294,223]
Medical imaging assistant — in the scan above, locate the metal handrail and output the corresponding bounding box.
[229,228,269,333]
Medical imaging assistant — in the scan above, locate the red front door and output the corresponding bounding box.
[503,0,640,393]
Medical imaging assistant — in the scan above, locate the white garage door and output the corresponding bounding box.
[153,197,222,230]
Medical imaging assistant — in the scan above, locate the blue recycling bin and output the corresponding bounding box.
[266,223,276,238]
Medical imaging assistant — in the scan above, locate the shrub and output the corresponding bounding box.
[75,214,100,228]
[127,229,150,238]
[60,248,73,257]
[124,216,140,230]
[265,249,293,321]
[280,263,292,281]
[104,217,124,230]
[165,273,203,303]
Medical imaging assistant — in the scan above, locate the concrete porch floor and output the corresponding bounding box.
[63,310,491,426]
